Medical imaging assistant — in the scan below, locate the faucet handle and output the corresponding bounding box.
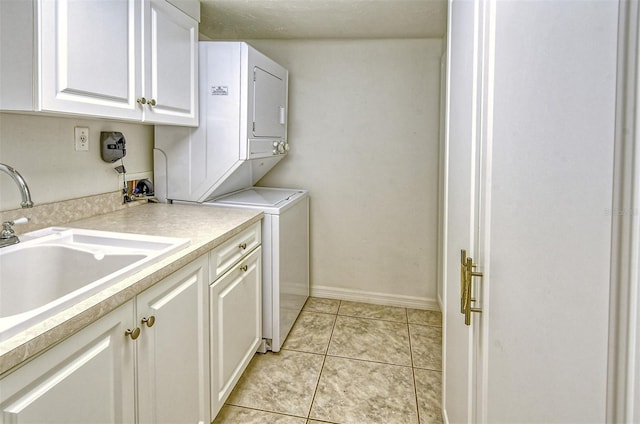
[11,217,28,225]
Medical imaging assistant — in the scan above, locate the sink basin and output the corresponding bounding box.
[0,227,190,343]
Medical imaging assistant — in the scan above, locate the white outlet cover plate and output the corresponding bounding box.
[74,127,89,151]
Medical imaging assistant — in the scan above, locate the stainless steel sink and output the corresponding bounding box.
[0,227,189,342]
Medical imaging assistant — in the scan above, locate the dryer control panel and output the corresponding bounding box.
[272,140,289,155]
[248,138,288,159]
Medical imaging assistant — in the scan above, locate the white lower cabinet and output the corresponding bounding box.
[210,246,262,419]
[136,255,209,424]
[0,223,263,423]
[0,300,137,423]
[0,255,209,424]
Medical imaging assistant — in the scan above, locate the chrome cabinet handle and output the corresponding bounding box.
[239,243,247,250]
[125,327,141,340]
[137,97,157,106]
[239,265,248,272]
[141,316,156,328]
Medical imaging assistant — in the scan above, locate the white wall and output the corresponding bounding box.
[249,39,443,309]
[0,113,153,211]
[0,39,443,310]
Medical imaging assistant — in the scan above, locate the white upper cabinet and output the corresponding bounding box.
[39,0,141,120]
[0,0,198,126]
[143,0,199,126]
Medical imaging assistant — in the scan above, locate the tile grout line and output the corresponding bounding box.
[408,309,423,424]
[304,299,341,422]
[323,352,414,369]
[223,404,310,421]
[336,313,409,324]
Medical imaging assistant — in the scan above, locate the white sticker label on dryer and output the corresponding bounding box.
[210,86,229,96]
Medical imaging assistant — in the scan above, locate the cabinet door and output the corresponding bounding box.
[40,0,142,120]
[143,0,198,126]
[136,255,210,424]
[0,301,136,424]
[210,247,262,419]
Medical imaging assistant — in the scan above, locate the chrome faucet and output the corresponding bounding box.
[0,163,34,208]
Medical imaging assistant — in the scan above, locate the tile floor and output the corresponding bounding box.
[213,297,443,424]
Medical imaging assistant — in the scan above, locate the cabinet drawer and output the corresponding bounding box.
[210,221,261,280]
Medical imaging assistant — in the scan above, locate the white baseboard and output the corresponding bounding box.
[310,285,440,311]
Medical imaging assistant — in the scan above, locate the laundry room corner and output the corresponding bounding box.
[249,39,443,310]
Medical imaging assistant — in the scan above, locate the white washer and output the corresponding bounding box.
[209,187,309,352]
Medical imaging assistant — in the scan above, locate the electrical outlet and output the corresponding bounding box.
[74,127,89,151]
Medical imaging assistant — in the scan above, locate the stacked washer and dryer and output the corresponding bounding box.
[154,42,308,352]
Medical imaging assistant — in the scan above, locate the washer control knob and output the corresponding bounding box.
[277,142,286,154]
[273,149,278,155]
[284,142,290,152]
[273,141,279,147]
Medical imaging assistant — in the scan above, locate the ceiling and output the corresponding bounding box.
[199,0,447,40]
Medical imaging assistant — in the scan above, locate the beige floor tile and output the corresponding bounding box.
[407,309,442,327]
[226,350,324,417]
[310,356,419,424]
[283,311,336,354]
[409,324,442,371]
[338,300,407,322]
[414,369,443,424]
[304,297,340,314]
[307,420,339,424]
[328,315,412,366]
[214,405,307,423]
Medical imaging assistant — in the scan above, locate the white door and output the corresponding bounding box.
[442,0,484,422]
[252,67,286,138]
[40,0,141,120]
[443,0,618,422]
